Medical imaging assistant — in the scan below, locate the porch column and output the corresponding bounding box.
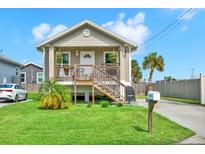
[42,47,45,81]
[128,47,132,83]
[120,45,126,83]
[49,46,55,80]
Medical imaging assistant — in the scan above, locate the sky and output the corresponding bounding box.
[0,8,204,82]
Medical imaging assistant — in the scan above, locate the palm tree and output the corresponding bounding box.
[143,52,164,90]
[131,59,142,83]
[39,80,72,109]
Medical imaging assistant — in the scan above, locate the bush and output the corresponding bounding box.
[116,102,123,107]
[86,103,92,108]
[100,100,110,108]
[39,80,72,109]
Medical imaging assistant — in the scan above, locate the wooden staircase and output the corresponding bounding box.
[93,65,127,103]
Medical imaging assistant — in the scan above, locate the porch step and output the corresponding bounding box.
[94,84,123,102]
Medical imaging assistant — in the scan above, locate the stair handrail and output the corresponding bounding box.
[93,65,127,102]
[93,65,126,87]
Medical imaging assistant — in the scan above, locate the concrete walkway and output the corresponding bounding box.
[0,99,33,108]
[134,99,205,144]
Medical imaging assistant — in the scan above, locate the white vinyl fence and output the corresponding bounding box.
[153,75,205,104]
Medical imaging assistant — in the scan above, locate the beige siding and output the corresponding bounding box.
[51,26,122,47]
[55,47,119,67]
[44,24,132,83]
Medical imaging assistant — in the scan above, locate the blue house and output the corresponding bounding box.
[0,55,22,84]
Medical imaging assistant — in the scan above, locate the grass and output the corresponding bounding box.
[136,95,200,105]
[28,93,41,101]
[0,98,194,144]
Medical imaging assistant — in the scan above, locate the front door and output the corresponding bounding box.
[80,51,95,78]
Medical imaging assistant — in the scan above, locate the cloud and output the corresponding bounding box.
[32,23,67,42]
[32,23,50,41]
[102,12,150,48]
[47,24,67,37]
[22,59,28,64]
[180,25,188,31]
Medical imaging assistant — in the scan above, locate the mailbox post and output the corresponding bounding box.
[146,91,160,133]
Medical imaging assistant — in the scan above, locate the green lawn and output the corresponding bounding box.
[0,100,194,144]
[136,95,200,105]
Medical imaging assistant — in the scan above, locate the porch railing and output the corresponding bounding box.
[55,65,120,81]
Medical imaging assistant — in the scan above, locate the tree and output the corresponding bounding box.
[143,52,164,90]
[131,59,142,83]
[39,80,72,109]
[164,76,176,81]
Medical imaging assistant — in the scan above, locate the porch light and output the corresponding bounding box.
[76,50,79,56]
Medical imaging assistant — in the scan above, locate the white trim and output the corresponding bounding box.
[56,51,71,77]
[128,47,132,82]
[36,72,43,84]
[20,72,26,83]
[57,81,74,85]
[36,19,137,50]
[24,62,43,69]
[120,80,131,86]
[103,51,119,64]
[56,51,71,66]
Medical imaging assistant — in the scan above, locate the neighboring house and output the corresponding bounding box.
[36,19,137,103]
[20,62,43,92]
[0,55,22,84]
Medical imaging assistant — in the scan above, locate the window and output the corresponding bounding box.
[37,72,43,83]
[104,52,119,64]
[16,67,19,76]
[20,72,26,83]
[0,84,13,88]
[56,52,70,66]
[14,85,20,89]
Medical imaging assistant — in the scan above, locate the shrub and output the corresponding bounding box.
[39,80,72,109]
[100,100,110,108]
[87,103,92,108]
[116,102,123,107]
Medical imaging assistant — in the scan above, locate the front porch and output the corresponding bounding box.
[53,46,122,83]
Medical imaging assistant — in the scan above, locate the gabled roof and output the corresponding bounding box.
[36,19,138,50]
[0,55,22,67]
[22,62,43,69]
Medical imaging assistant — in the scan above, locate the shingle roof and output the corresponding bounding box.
[0,55,22,66]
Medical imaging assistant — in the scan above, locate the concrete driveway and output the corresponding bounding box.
[0,99,32,108]
[135,99,205,144]
[0,100,15,108]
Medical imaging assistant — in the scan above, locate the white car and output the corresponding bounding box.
[0,84,27,102]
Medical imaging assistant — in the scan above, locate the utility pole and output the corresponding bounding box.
[190,68,195,79]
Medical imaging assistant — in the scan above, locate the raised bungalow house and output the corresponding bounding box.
[36,20,137,103]
[0,55,22,84]
[20,62,43,92]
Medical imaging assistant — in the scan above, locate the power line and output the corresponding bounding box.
[138,8,194,48]
[145,8,197,50]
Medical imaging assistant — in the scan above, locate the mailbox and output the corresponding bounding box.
[147,91,160,101]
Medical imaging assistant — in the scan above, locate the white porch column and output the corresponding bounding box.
[85,91,90,102]
[128,47,132,83]
[49,46,55,80]
[120,45,126,83]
